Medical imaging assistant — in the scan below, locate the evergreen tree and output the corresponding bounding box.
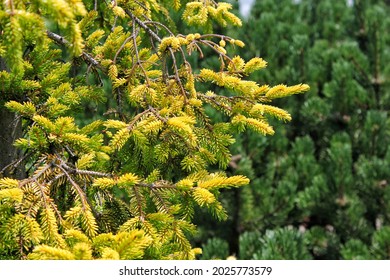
[199,0,390,260]
[0,1,308,259]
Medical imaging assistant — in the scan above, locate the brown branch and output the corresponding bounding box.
[199,34,233,40]
[143,20,175,37]
[198,39,232,65]
[19,159,53,187]
[148,106,167,123]
[46,31,101,69]
[129,16,190,99]
[33,178,49,209]
[0,152,31,176]
[132,186,145,221]
[130,18,150,85]
[149,187,170,213]
[49,200,64,223]
[127,108,152,130]
[61,164,112,178]
[198,93,232,112]
[125,10,162,43]
[113,34,136,64]
[57,163,89,211]
[136,181,176,189]
[168,48,188,100]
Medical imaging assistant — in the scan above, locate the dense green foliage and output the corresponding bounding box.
[0,1,308,259]
[199,0,390,260]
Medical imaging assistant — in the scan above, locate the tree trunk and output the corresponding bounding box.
[0,107,25,179]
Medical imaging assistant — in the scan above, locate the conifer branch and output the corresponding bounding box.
[125,11,162,43]
[56,164,89,211]
[19,160,53,187]
[0,152,30,176]
[148,106,167,123]
[149,188,170,213]
[130,18,150,85]
[136,181,176,189]
[127,109,152,130]
[33,178,49,209]
[54,154,111,178]
[49,200,64,225]
[132,187,145,221]
[168,48,188,100]
[46,31,100,69]
[198,39,232,65]
[113,34,136,64]
[198,94,233,112]
[143,21,175,37]
[61,164,112,178]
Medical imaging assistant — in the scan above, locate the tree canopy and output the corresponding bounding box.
[0,0,308,259]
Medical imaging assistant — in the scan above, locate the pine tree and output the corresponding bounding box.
[0,1,308,259]
[199,0,390,260]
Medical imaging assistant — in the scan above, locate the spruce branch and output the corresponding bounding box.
[143,20,175,37]
[46,31,101,69]
[125,10,162,43]
[113,32,136,64]
[127,109,152,130]
[0,152,30,176]
[149,187,171,213]
[129,18,150,85]
[60,163,112,178]
[19,159,54,188]
[132,186,145,221]
[198,93,233,112]
[56,163,89,211]
[168,47,188,99]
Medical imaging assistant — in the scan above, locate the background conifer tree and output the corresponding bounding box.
[199,0,390,260]
[0,1,308,259]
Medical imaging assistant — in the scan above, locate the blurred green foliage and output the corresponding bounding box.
[198,0,390,260]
